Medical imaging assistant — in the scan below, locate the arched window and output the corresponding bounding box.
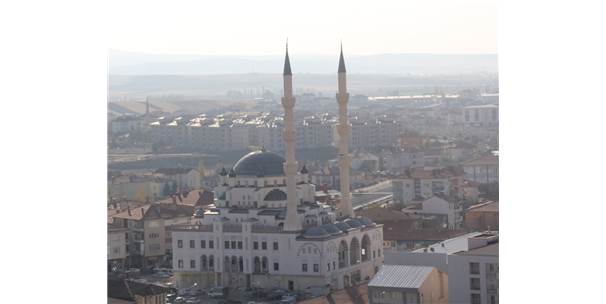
[201,255,208,271]
[208,255,214,271]
[338,240,349,269]
[261,257,268,273]
[350,237,361,265]
[231,256,238,273]
[254,257,261,274]
[361,234,371,262]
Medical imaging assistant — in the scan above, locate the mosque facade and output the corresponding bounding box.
[171,45,384,292]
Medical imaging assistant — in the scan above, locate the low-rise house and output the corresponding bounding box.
[110,203,194,268]
[401,196,464,230]
[465,201,499,231]
[154,167,201,191]
[382,225,469,251]
[110,175,167,202]
[368,265,448,304]
[156,188,214,207]
[108,276,173,304]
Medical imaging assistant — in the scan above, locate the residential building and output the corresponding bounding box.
[383,148,425,171]
[111,115,145,135]
[383,232,498,304]
[448,234,499,304]
[368,265,448,304]
[401,196,464,230]
[462,105,498,128]
[154,168,201,190]
[109,175,167,202]
[465,201,499,231]
[108,224,127,271]
[463,155,499,185]
[392,168,460,205]
[110,203,194,268]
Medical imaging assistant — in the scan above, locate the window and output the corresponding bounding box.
[273,242,279,250]
[209,240,214,249]
[333,261,336,270]
[177,240,183,248]
[201,240,206,248]
[178,260,183,269]
[313,264,319,272]
[262,242,267,250]
[231,241,236,249]
[302,264,308,272]
[274,262,279,271]
[253,241,259,250]
[470,262,480,274]
[490,295,496,304]
[238,241,243,249]
[470,278,481,290]
[190,240,195,248]
[471,293,481,304]
[190,260,196,268]
[378,249,381,257]
[327,263,331,271]
[225,241,229,249]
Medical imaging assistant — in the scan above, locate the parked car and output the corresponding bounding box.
[208,287,227,298]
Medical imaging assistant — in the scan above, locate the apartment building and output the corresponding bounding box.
[110,203,194,268]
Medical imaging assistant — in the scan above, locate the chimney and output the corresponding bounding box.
[127,207,131,216]
[141,208,145,215]
[171,195,177,204]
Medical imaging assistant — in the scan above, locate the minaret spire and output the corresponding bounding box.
[336,44,354,218]
[283,40,292,76]
[338,43,346,73]
[281,43,301,231]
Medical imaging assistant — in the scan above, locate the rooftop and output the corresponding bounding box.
[368,265,434,289]
[456,242,499,257]
[467,201,499,213]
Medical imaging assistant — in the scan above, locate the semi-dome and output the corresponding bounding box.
[302,226,329,239]
[232,150,285,177]
[335,222,352,232]
[344,219,362,228]
[264,189,287,201]
[320,224,342,236]
[359,217,375,226]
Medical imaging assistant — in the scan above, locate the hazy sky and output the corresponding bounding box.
[109,0,496,56]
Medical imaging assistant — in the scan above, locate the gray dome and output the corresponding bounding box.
[320,224,342,235]
[233,151,285,177]
[303,227,329,239]
[335,222,352,232]
[264,189,287,201]
[345,219,362,228]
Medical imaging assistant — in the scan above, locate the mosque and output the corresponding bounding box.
[171,45,384,292]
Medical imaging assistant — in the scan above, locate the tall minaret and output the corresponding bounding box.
[282,43,301,231]
[145,96,150,116]
[337,45,354,218]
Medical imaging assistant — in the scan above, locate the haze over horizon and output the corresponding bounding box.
[109,49,498,75]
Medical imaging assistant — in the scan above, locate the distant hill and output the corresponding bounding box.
[109,50,497,75]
